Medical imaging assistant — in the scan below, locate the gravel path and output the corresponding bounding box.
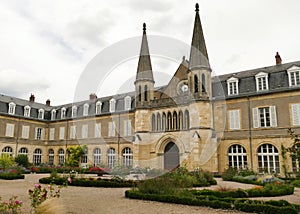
[0,174,299,214]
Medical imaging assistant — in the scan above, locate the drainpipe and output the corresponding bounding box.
[117,113,121,165]
[15,118,20,157]
[65,120,69,165]
[247,96,253,170]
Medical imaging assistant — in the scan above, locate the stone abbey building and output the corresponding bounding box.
[1,4,300,175]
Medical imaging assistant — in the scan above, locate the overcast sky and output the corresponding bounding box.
[1,0,300,105]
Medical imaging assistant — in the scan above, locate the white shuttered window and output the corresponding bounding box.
[229,110,240,130]
[253,106,277,128]
[291,104,300,126]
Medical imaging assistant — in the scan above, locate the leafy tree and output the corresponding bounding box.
[66,145,86,167]
[15,154,30,168]
[0,154,15,171]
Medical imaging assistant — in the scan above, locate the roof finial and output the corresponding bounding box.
[195,3,199,12]
[143,23,146,32]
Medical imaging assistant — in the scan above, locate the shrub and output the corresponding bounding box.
[221,167,237,181]
[291,180,300,188]
[0,154,15,171]
[14,154,30,168]
[0,172,24,180]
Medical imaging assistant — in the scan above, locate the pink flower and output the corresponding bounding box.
[67,177,72,183]
[15,200,21,205]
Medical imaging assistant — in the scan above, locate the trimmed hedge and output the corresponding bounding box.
[191,184,294,198]
[125,190,299,214]
[39,177,137,188]
[0,173,25,180]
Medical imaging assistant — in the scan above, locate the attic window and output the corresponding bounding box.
[83,103,89,116]
[95,101,102,115]
[72,106,77,118]
[110,98,116,113]
[8,102,16,115]
[38,109,44,119]
[61,107,66,119]
[227,77,239,95]
[51,109,56,120]
[24,105,31,117]
[255,72,268,91]
[287,66,300,87]
[124,96,131,110]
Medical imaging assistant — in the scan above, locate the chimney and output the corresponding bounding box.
[46,99,51,106]
[29,94,35,102]
[275,52,282,65]
[89,93,97,100]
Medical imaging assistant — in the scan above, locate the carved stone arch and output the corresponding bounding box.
[155,134,185,155]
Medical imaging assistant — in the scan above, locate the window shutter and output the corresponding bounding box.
[229,111,235,130]
[41,128,45,140]
[35,127,38,139]
[292,104,300,126]
[270,106,277,127]
[235,110,240,129]
[252,108,259,128]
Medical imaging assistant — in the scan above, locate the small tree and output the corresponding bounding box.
[66,145,86,167]
[285,128,300,175]
[15,154,30,168]
[0,154,15,171]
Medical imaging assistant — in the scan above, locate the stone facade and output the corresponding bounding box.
[0,4,300,175]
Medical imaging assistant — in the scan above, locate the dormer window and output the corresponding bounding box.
[38,109,44,119]
[61,107,66,119]
[83,103,89,116]
[255,72,268,91]
[8,102,16,115]
[110,98,116,113]
[24,105,31,117]
[287,66,300,87]
[124,96,131,110]
[95,101,102,115]
[51,109,56,120]
[227,77,239,95]
[72,106,77,118]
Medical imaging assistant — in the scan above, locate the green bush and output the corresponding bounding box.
[0,172,24,180]
[221,167,237,181]
[14,154,29,168]
[291,180,300,188]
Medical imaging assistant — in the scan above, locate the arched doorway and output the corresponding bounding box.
[164,142,179,170]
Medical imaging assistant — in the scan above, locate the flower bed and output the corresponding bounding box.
[0,172,25,180]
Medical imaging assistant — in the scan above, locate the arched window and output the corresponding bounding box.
[138,86,142,102]
[24,105,31,117]
[61,107,66,119]
[228,144,247,169]
[48,149,54,165]
[33,148,42,165]
[18,147,28,156]
[202,74,206,93]
[167,112,172,130]
[72,106,77,118]
[38,109,44,119]
[184,110,190,129]
[95,101,102,115]
[162,113,166,131]
[94,148,101,166]
[83,103,89,116]
[194,74,198,93]
[144,85,148,101]
[157,113,161,131]
[107,148,116,168]
[179,111,183,130]
[2,146,13,156]
[51,109,56,120]
[122,147,133,167]
[152,114,156,131]
[173,112,178,130]
[58,148,65,165]
[257,144,280,173]
[8,102,16,115]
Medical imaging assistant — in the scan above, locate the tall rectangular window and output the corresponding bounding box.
[229,110,240,130]
[227,77,239,96]
[123,120,131,136]
[5,124,14,137]
[8,102,16,115]
[288,67,300,87]
[291,103,300,126]
[35,128,45,140]
[59,127,65,140]
[70,125,76,139]
[82,125,88,138]
[49,128,55,141]
[253,106,277,128]
[108,122,115,137]
[110,99,116,113]
[22,126,30,139]
[95,123,101,138]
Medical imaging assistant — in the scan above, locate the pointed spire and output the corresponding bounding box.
[189,3,210,70]
[136,23,154,83]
